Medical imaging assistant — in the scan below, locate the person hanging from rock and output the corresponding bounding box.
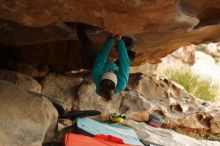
[77,23,136,100]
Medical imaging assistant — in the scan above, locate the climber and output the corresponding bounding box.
[77,23,136,100]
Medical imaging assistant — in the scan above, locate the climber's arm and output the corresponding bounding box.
[115,38,130,93]
[92,38,115,88]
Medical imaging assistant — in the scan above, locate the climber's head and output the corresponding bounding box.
[99,72,117,100]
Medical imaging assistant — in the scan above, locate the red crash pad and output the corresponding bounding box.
[64,133,137,146]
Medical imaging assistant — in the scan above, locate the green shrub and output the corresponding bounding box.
[165,69,218,101]
[195,44,206,52]
[195,133,220,141]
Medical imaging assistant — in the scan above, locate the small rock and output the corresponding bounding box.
[13,62,40,78]
[0,69,42,93]
[41,73,83,111]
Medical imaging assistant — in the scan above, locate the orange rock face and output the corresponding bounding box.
[0,0,220,65]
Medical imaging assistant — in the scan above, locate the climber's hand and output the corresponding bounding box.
[116,35,122,40]
[108,33,118,39]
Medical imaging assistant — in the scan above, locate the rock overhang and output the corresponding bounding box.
[0,0,220,66]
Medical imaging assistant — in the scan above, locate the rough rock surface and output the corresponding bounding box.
[128,73,220,133]
[156,44,220,104]
[76,79,122,119]
[41,73,83,111]
[12,62,40,78]
[71,73,220,136]
[40,74,217,134]
[157,44,195,74]
[0,20,73,45]
[126,120,220,146]
[202,43,220,58]
[45,73,220,145]
[0,69,42,93]
[1,0,220,65]
[0,80,58,146]
[130,63,158,75]
[1,68,220,144]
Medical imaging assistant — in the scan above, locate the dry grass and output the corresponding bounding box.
[166,69,218,101]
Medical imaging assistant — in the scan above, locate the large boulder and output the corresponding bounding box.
[191,51,220,82]
[129,74,220,133]
[0,80,58,146]
[73,73,220,136]
[1,0,220,65]
[76,79,122,120]
[12,62,40,78]
[41,73,83,111]
[202,43,220,58]
[157,44,195,74]
[157,45,220,104]
[0,69,42,93]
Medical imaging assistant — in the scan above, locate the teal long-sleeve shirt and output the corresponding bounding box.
[92,38,130,94]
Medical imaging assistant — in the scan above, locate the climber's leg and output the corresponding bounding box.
[127,50,136,63]
[114,48,136,66]
[77,23,97,68]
